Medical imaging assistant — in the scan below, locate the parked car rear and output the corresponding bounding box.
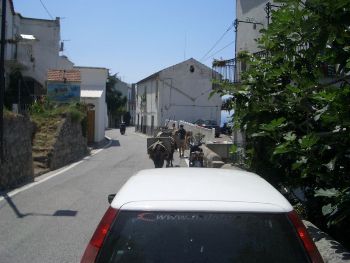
[81,168,323,263]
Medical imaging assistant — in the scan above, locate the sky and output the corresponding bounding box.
[13,0,236,84]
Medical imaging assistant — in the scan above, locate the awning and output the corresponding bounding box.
[20,34,36,40]
[80,90,103,98]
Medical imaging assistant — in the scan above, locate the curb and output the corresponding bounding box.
[303,220,350,262]
[201,144,224,168]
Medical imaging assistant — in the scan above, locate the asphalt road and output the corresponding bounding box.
[0,128,185,263]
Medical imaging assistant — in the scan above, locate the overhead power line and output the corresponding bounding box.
[203,40,235,62]
[39,0,54,19]
[200,21,234,62]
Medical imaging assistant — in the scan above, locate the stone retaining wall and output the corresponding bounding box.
[201,144,224,168]
[48,115,88,170]
[167,120,215,142]
[0,114,34,190]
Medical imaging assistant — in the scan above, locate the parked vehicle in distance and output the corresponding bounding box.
[81,168,323,263]
[194,119,220,137]
[189,141,204,167]
[221,122,233,135]
[120,122,126,135]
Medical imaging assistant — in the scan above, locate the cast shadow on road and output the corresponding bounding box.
[0,193,78,218]
[91,139,121,150]
[106,140,121,148]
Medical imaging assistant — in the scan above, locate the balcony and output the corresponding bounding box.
[212,58,238,86]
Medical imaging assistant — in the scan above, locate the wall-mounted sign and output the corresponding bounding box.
[47,82,80,102]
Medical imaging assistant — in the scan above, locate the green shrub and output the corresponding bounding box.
[30,100,87,127]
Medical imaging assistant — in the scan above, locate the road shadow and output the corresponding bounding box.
[89,138,121,150]
[89,138,110,149]
[106,139,120,148]
[0,193,78,218]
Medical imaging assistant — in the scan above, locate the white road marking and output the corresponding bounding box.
[0,137,113,202]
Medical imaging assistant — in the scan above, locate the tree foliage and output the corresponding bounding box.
[216,0,350,246]
[106,74,127,115]
[4,68,33,110]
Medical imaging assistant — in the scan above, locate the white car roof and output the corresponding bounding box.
[111,168,293,213]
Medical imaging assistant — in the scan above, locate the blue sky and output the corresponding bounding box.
[14,0,235,83]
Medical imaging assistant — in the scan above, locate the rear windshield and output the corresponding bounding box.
[97,211,309,263]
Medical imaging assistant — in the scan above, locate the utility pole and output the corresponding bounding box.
[265,2,283,26]
[0,0,7,162]
[233,18,264,82]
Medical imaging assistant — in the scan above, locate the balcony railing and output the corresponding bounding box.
[212,48,338,86]
[212,58,237,84]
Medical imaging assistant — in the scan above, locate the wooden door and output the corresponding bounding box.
[87,110,95,143]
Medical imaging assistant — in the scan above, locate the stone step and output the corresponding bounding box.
[38,127,58,132]
[33,142,53,150]
[33,160,48,169]
[34,166,50,177]
[33,154,48,163]
[34,134,54,141]
[32,146,52,152]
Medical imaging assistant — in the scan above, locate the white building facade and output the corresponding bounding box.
[76,67,108,143]
[136,58,222,135]
[236,0,270,54]
[16,15,62,87]
[2,0,73,103]
[235,0,274,80]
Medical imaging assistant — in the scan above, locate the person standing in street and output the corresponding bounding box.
[178,124,186,158]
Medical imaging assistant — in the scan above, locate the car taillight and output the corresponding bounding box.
[287,211,323,263]
[81,207,118,263]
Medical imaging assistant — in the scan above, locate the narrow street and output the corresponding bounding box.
[0,128,186,263]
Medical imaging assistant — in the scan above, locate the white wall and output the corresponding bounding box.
[135,78,159,132]
[135,58,222,134]
[77,67,108,142]
[76,67,108,93]
[16,16,61,86]
[56,56,74,70]
[236,0,269,54]
[159,59,221,126]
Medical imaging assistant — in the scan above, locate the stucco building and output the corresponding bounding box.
[2,0,73,109]
[135,58,222,135]
[76,66,108,143]
[234,0,273,81]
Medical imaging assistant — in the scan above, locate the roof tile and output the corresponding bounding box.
[47,69,81,82]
